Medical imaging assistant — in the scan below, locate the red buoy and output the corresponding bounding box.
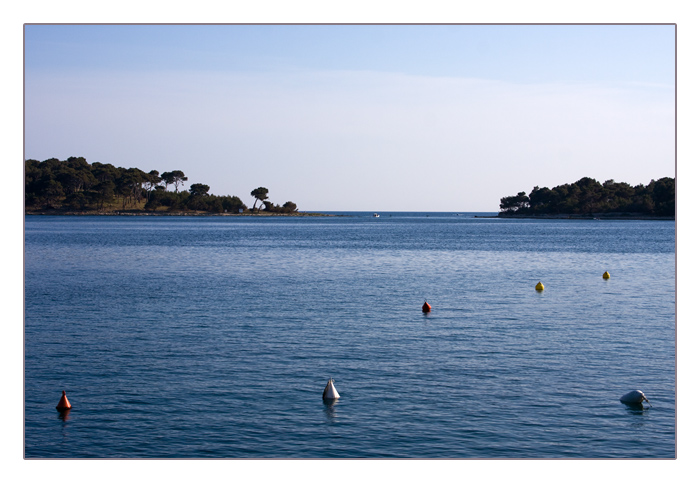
[56,390,72,411]
[422,300,431,313]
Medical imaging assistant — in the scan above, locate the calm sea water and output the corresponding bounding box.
[24,213,676,458]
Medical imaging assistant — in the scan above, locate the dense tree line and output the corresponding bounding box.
[24,157,299,214]
[499,177,675,217]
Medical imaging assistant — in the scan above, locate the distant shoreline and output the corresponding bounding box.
[493,213,674,221]
[24,211,674,220]
[24,210,334,217]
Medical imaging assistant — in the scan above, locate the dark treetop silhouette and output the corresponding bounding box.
[499,177,674,218]
[25,157,301,215]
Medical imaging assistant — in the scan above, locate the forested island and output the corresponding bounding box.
[25,158,675,219]
[24,157,312,215]
[499,177,675,219]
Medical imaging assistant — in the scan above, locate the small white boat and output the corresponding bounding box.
[373,213,380,217]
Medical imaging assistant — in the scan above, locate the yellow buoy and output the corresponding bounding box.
[603,271,610,279]
[535,282,544,291]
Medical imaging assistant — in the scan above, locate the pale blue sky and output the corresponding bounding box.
[24,24,675,211]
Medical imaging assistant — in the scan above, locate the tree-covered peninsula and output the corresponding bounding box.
[499,176,675,218]
[25,157,304,215]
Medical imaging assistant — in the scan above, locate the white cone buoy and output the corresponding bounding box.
[620,390,652,407]
[322,378,340,400]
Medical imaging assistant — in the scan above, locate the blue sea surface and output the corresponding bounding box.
[24,213,676,458]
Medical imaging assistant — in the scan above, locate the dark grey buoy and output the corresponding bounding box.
[620,390,652,407]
